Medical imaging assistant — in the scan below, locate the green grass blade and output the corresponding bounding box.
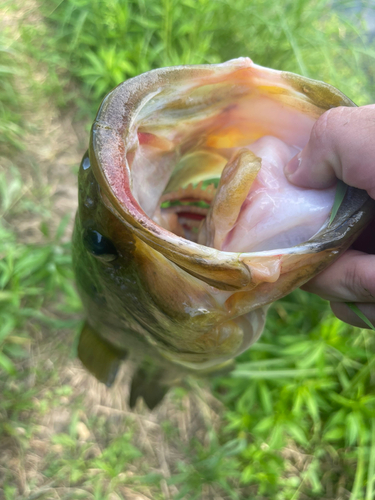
[278,10,308,77]
[350,435,366,500]
[329,180,348,226]
[366,418,375,500]
[232,367,334,379]
[346,302,375,331]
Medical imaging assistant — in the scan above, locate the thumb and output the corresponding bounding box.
[284,104,375,199]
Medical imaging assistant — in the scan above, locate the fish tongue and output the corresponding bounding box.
[198,148,261,249]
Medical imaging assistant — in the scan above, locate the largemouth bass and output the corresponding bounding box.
[73,57,374,408]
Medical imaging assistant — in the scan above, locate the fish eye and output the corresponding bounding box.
[83,229,117,262]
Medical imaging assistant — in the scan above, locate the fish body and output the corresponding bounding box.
[73,58,374,407]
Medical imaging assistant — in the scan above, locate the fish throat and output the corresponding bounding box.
[158,181,216,242]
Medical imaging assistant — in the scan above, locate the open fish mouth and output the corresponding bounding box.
[91,57,369,272]
[75,57,374,383]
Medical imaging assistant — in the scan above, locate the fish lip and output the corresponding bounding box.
[90,58,375,290]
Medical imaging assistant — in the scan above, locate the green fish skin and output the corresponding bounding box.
[72,58,375,408]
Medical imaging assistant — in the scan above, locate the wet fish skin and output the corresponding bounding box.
[72,58,375,407]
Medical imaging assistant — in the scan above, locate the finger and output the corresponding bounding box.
[330,302,375,329]
[301,249,375,302]
[284,104,375,198]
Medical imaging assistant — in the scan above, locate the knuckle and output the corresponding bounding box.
[310,107,347,144]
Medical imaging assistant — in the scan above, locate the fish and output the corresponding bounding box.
[72,57,375,408]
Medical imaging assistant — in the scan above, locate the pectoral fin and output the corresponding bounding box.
[129,365,169,410]
[77,322,126,387]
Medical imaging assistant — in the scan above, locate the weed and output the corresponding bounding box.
[0,33,23,152]
[169,436,244,500]
[36,0,375,116]
[214,291,375,497]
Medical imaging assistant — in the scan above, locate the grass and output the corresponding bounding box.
[215,292,375,498]
[0,34,23,153]
[1,0,375,498]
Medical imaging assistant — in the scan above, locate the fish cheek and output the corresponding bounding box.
[134,240,248,359]
[134,239,224,330]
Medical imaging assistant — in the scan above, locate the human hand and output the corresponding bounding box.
[284,104,375,328]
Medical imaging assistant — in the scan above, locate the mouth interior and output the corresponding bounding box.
[127,69,335,253]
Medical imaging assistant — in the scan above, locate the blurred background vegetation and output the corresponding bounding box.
[1,0,375,499]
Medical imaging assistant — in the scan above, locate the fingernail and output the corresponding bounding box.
[284,153,301,177]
